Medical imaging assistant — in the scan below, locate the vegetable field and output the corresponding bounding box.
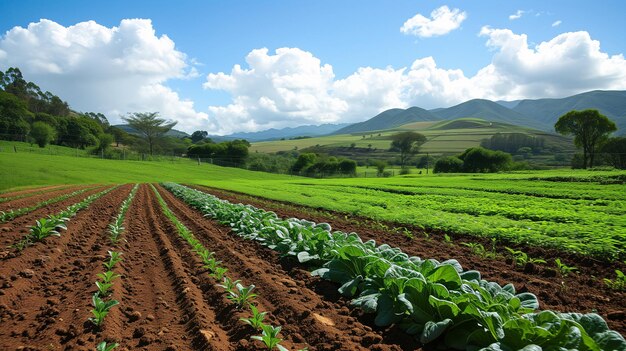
[0,182,625,350]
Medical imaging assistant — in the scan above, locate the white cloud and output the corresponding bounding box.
[205,29,626,133]
[0,19,208,132]
[509,10,525,20]
[401,6,467,38]
[552,20,562,27]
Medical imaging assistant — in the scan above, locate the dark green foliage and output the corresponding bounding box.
[122,112,177,155]
[291,153,317,173]
[187,139,250,167]
[601,137,626,169]
[191,130,209,143]
[459,147,512,173]
[434,156,463,173]
[0,90,32,140]
[389,132,427,168]
[481,133,544,154]
[555,109,617,168]
[338,159,357,175]
[30,121,56,148]
[95,133,114,153]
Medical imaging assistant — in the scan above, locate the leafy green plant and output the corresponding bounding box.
[226,283,257,309]
[217,277,240,292]
[97,271,120,284]
[103,251,122,270]
[240,304,268,330]
[96,341,119,351]
[554,258,578,276]
[95,281,114,297]
[506,247,546,267]
[210,266,228,280]
[443,234,452,243]
[462,242,497,259]
[28,218,63,241]
[251,324,288,351]
[89,294,119,326]
[603,270,626,291]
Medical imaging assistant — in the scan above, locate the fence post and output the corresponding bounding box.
[14,146,17,153]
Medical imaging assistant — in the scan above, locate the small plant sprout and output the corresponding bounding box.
[554,258,578,276]
[603,270,626,291]
[217,277,241,292]
[89,293,119,326]
[240,304,268,330]
[226,283,257,309]
[505,247,546,267]
[96,341,119,351]
[95,281,114,297]
[443,234,452,243]
[29,218,64,241]
[103,251,123,270]
[251,324,288,351]
[97,271,121,284]
[210,266,228,280]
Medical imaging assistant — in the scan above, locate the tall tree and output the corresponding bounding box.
[389,131,427,168]
[191,130,209,143]
[122,112,177,155]
[555,109,617,168]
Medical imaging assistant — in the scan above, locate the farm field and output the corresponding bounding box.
[1,154,626,349]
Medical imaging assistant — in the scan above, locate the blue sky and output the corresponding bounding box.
[1,1,625,133]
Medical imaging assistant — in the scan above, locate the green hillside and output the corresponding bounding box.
[333,106,442,134]
[251,117,573,157]
[512,90,626,131]
[430,99,546,130]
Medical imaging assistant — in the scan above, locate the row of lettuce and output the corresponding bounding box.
[162,182,626,351]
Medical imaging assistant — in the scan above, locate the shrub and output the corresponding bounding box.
[434,156,463,173]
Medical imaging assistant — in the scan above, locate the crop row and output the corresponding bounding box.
[210,180,625,260]
[0,186,98,222]
[151,185,292,350]
[13,186,117,250]
[0,185,71,204]
[163,182,626,351]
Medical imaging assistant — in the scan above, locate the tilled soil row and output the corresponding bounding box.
[0,184,133,350]
[0,185,73,207]
[0,185,109,251]
[190,185,626,338]
[0,185,68,199]
[157,184,421,351]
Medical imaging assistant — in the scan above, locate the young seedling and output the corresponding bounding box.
[443,234,452,243]
[603,270,626,291]
[240,304,267,330]
[96,341,119,351]
[95,281,114,297]
[29,218,64,241]
[89,293,119,326]
[505,247,546,267]
[226,283,257,309]
[103,251,123,270]
[252,324,288,351]
[97,271,121,284]
[210,266,228,280]
[554,258,578,276]
[217,277,241,292]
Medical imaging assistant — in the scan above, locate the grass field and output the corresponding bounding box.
[2,149,625,260]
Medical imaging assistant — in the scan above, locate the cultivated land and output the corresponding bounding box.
[249,118,573,155]
[0,151,625,350]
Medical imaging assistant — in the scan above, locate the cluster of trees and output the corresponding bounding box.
[480,133,545,154]
[187,139,250,167]
[434,147,513,173]
[291,153,357,176]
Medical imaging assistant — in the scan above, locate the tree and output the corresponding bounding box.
[30,121,55,148]
[555,110,617,168]
[458,147,512,173]
[601,137,626,169]
[122,112,177,155]
[434,156,463,173]
[372,160,387,176]
[191,130,209,143]
[291,153,317,173]
[96,133,114,153]
[389,132,427,168]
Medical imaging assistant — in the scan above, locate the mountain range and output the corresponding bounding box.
[333,90,626,135]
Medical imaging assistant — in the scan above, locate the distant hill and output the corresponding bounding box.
[333,107,442,134]
[511,90,626,131]
[113,124,190,138]
[429,99,547,130]
[222,123,350,142]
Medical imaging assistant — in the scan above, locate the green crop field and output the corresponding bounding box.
[2,147,625,260]
[250,118,574,155]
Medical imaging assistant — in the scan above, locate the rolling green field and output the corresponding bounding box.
[250,118,573,155]
[1,150,624,260]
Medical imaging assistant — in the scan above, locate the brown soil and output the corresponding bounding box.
[190,185,626,338]
[0,185,68,199]
[0,184,88,212]
[0,185,109,250]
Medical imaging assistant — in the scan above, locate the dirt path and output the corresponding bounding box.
[0,184,132,350]
[190,185,626,338]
